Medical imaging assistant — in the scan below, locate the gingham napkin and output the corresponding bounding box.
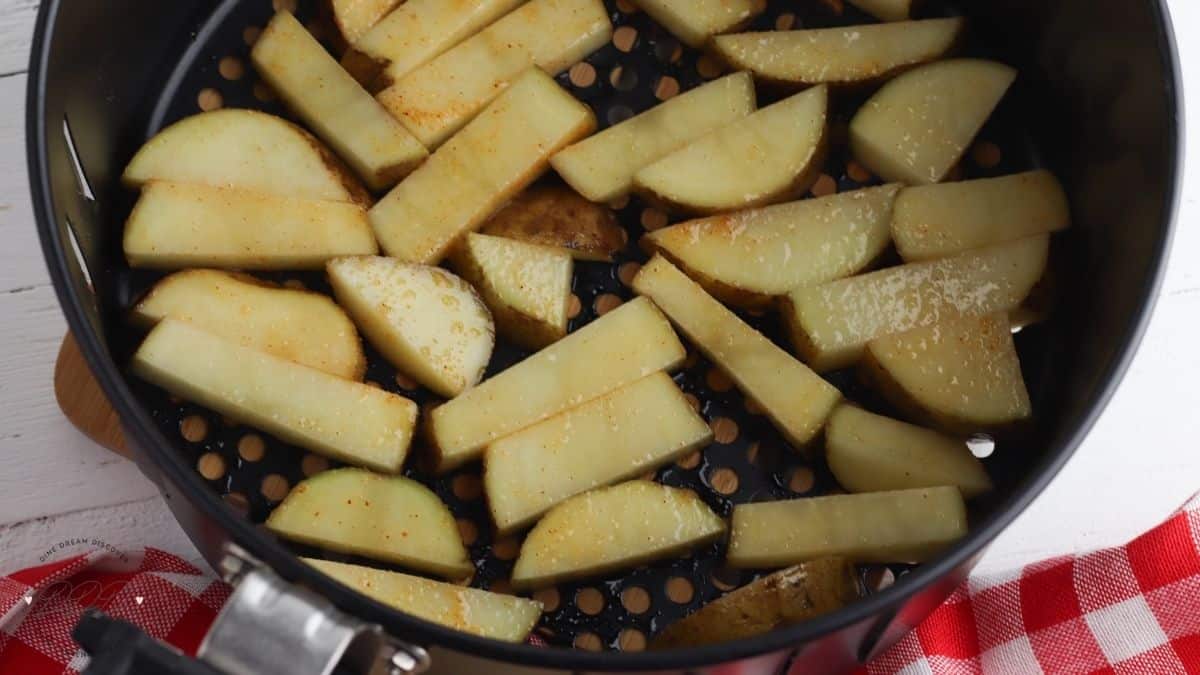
[2,495,1197,675]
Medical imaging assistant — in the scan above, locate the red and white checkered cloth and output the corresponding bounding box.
[2,494,1198,675]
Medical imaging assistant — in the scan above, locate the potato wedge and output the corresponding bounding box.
[448,233,572,350]
[131,270,366,380]
[329,0,404,45]
[342,0,524,88]
[511,481,725,589]
[551,72,757,203]
[371,68,595,264]
[132,320,416,472]
[122,109,368,205]
[378,0,610,148]
[863,312,1031,432]
[846,0,912,22]
[850,59,1016,185]
[893,170,1070,261]
[728,487,967,567]
[643,185,899,309]
[630,0,765,48]
[711,19,963,88]
[428,297,686,472]
[266,469,471,578]
[306,559,541,642]
[485,372,712,533]
[633,256,840,448]
[653,558,861,648]
[327,257,494,398]
[252,11,427,192]
[826,404,993,497]
[784,234,1049,372]
[634,86,828,215]
[123,182,377,271]
[480,185,626,262]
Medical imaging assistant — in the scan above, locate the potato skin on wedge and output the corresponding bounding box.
[480,185,627,262]
[653,558,862,648]
[132,269,366,381]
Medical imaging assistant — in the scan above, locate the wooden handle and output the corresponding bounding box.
[55,333,131,458]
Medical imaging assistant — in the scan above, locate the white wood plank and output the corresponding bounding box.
[0,0,37,76]
[0,73,54,295]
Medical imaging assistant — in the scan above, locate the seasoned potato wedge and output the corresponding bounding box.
[728,487,967,566]
[847,0,913,22]
[252,11,427,191]
[378,0,611,148]
[643,185,899,309]
[851,59,1016,185]
[485,372,712,533]
[893,170,1070,261]
[863,312,1031,432]
[266,469,471,578]
[711,19,962,88]
[327,257,494,398]
[428,297,686,472]
[306,559,541,642]
[341,0,524,88]
[448,233,572,350]
[784,234,1049,372]
[480,185,626,262]
[630,0,765,48]
[370,69,595,264]
[122,109,368,205]
[551,72,757,203]
[826,404,993,497]
[511,481,725,589]
[653,558,861,648]
[131,270,365,380]
[634,86,828,215]
[132,320,416,473]
[329,0,404,45]
[123,182,377,270]
[634,256,840,448]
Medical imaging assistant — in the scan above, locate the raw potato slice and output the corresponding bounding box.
[893,170,1071,261]
[711,19,963,88]
[511,481,725,589]
[370,69,595,264]
[634,86,828,215]
[378,0,611,148]
[863,313,1032,432]
[252,11,427,191]
[653,558,861,648]
[132,320,416,473]
[825,405,993,497]
[306,559,541,642]
[847,0,913,22]
[633,256,840,448]
[485,373,712,533]
[643,185,899,309]
[329,0,405,45]
[123,182,377,271]
[342,0,525,88]
[784,234,1049,372]
[727,487,967,566]
[131,270,366,380]
[551,72,757,203]
[122,109,368,205]
[428,297,686,472]
[850,59,1016,185]
[448,233,572,350]
[327,257,493,398]
[266,469,471,578]
[630,0,765,48]
[480,185,626,262]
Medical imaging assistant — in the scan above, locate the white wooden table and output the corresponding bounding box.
[1,0,1198,598]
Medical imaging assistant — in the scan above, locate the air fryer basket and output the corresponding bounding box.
[28,0,1180,672]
